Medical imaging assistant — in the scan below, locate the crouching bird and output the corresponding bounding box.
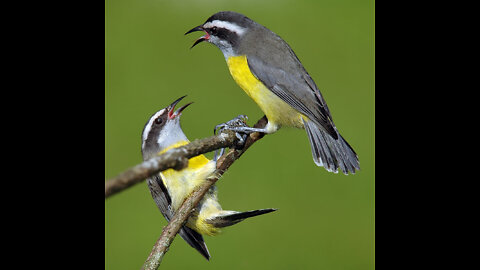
[141,95,277,260]
[186,11,360,174]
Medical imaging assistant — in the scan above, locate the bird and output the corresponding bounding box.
[141,95,277,260]
[185,11,360,175]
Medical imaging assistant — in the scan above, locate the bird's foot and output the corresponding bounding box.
[213,115,262,161]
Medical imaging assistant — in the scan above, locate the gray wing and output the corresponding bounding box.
[147,175,173,220]
[245,37,359,174]
[246,48,338,139]
[147,175,211,260]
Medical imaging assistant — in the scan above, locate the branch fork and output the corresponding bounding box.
[105,116,268,269]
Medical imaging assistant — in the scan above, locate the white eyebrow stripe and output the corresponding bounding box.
[204,20,246,35]
[142,109,165,143]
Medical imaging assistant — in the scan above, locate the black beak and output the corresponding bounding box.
[173,102,193,118]
[168,95,186,111]
[185,25,207,49]
[167,95,193,119]
[185,25,204,35]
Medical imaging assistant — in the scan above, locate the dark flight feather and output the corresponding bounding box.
[206,208,277,228]
[147,175,211,260]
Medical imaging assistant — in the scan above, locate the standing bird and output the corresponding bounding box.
[185,11,359,174]
[141,96,277,260]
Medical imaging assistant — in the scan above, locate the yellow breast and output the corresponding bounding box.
[158,141,215,211]
[158,141,223,236]
[158,141,211,171]
[226,55,305,129]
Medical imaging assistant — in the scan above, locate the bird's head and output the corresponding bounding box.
[141,95,192,160]
[185,11,255,58]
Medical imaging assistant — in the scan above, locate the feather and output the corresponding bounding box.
[206,208,277,228]
[302,118,359,174]
[147,175,211,260]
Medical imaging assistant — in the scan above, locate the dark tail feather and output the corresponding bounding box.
[178,226,211,260]
[303,119,360,175]
[207,208,277,228]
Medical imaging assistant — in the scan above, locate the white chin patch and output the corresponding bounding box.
[204,20,246,36]
[207,35,235,59]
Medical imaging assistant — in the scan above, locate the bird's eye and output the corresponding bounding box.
[211,26,218,34]
[155,118,163,125]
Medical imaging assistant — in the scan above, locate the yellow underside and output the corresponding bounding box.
[158,141,221,236]
[226,55,306,130]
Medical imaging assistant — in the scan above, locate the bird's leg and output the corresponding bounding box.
[214,114,250,143]
[215,115,268,134]
[213,147,225,162]
[213,115,261,161]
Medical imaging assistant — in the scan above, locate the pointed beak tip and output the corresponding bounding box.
[168,95,186,111]
[171,102,193,119]
[168,96,192,119]
[185,26,207,49]
[190,38,205,49]
[185,25,203,35]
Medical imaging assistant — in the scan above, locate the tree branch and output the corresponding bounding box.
[106,128,241,198]
[141,116,267,269]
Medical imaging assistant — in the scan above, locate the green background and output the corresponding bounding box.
[105,0,374,269]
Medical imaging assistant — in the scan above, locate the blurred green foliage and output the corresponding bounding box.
[105,0,374,269]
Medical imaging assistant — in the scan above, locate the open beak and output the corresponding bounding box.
[167,95,193,119]
[185,25,208,49]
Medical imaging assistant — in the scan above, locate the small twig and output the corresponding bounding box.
[141,116,267,269]
[105,129,240,198]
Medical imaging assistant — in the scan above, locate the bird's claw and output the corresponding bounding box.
[213,115,250,162]
[214,115,248,134]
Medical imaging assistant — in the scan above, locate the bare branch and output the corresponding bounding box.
[105,129,240,198]
[141,116,267,269]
